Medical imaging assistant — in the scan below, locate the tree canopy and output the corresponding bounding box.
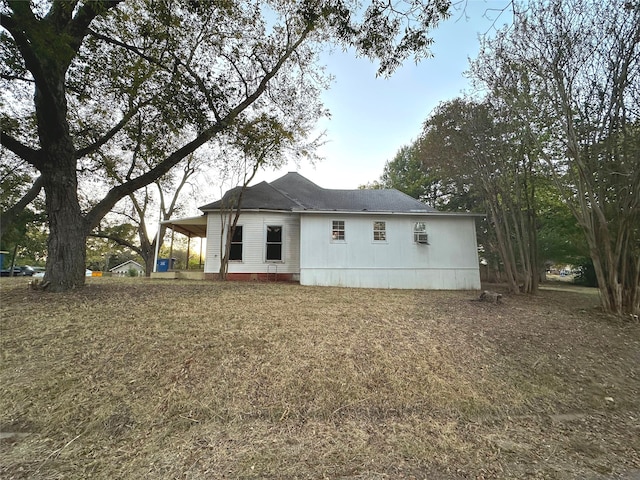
[367,0,639,314]
[1,0,451,291]
[474,0,640,314]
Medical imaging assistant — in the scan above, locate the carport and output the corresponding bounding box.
[152,215,207,278]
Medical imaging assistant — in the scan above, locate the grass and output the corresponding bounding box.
[1,278,639,479]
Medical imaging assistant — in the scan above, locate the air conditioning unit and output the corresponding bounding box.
[416,233,429,244]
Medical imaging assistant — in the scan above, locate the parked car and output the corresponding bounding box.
[0,267,20,277]
[33,268,94,278]
[0,265,35,277]
[19,266,35,276]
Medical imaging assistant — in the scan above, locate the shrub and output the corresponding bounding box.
[573,258,598,287]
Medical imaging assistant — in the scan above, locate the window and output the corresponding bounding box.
[332,220,345,241]
[229,225,242,261]
[373,221,386,241]
[266,225,282,261]
[414,222,429,244]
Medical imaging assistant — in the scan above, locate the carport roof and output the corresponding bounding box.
[161,215,207,237]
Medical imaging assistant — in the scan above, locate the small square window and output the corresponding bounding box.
[332,220,345,241]
[373,221,386,241]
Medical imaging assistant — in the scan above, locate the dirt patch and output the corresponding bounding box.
[1,277,639,479]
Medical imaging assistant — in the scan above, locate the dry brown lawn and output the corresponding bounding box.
[1,278,639,479]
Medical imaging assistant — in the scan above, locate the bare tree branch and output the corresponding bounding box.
[0,133,43,168]
[0,176,43,239]
[75,99,150,159]
[89,231,144,257]
[83,21,315,233]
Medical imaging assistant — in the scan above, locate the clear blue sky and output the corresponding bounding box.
[255,0,513,189]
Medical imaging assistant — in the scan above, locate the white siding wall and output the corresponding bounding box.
[299,214,480,290]
[204,211,300,275]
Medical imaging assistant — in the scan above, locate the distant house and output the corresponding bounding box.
[163,172,482,290]
[110,260,145,277]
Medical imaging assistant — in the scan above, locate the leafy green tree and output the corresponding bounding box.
[1,0,451,292]
[367,142,480,211]
[88,222,141,271]
[86,232,140,272]
[535,181,587,268]
[418,98,541,293]
[379,145,435,201]
[474,0,639,314]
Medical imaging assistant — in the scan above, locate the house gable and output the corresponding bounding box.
[110,260,145,275]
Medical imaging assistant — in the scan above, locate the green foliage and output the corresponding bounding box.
[416,99,497,214]
[0,159,46,265]
[380,145,431,200]
[86,234,140,272]
[536,182,587,265]
[369,140,481,213]
[1,0,452,290]
[98,223,138,244]
[573,258,598,287]
[473,0,640,313]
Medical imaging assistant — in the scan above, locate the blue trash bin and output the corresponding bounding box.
[157,258,169,272]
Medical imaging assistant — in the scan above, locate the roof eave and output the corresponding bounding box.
[200,208,296,213]
[293,209,485,217]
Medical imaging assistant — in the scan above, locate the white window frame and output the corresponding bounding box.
[413,221,429,244]
[373,220,387,242]
[229,225,243,262]
[331,220,346,242]
[265,225,284,262]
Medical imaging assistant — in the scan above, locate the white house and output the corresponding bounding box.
[110,260,145,276]
[163,172,482,290]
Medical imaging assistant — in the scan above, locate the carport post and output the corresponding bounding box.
[169,229,175,268]
[185,233,191,271]
[152,217,162,273]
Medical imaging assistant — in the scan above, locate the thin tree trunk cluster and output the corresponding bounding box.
[472,109,540,295]
[479,172,538,294]
[546,22,640,315]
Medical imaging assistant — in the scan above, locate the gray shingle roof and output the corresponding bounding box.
[200,181,300,211]
[200,172,437,213]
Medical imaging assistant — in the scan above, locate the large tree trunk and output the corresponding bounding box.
[35,66,87,291]
[140,234,158,278]
[2,0,124,292]
[42,165,87,291]
[143,253,155,278]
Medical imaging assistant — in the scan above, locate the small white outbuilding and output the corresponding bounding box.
[109,260,145,277]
